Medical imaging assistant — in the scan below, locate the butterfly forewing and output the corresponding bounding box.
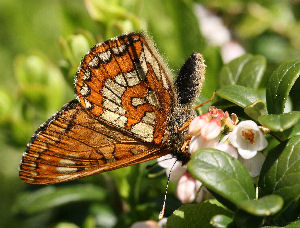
[75,33,176,144]
[20,100,168,184]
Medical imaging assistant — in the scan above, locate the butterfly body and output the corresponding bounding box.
[19,33,205,185]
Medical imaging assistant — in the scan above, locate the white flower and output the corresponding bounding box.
[228,120,268,159]
[239,152,266,177]
[215,141,238,159]
[157,155,186,182]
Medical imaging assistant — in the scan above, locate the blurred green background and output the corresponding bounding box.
[0,0,299,227]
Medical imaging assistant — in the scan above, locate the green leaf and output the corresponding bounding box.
[239,195,283,216]
[285,220,300,228]
[290,121,300,138]
[259,136,300,208]
[234,210,264,228]
[264,219,300,228]
[266,59,300,114]
[219,54,266,89]
[167,200,232,228]
[13,185,105,215]
[210,214,233,228]
[217,85,262,108]
[188,149,256,206]
[244,99,268,121]
[258,112,300,132]
[54,222,80,228]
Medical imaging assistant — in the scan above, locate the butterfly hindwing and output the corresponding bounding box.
[75,33,176,145]
[19,100,167,184]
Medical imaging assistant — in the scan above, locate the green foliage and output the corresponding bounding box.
[167,200,233,228]
[14,185,106,215]
[0,0,299,227]
[188,148,255,205]
[219,54,266,89]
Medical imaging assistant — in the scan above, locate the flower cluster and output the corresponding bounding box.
[158,106,268,204]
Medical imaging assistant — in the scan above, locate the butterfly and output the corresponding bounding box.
[19,33,206,185]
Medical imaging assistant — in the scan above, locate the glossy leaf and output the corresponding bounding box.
[264,219,300,228]
[217,85,262,108]
[188,148,255,206]
[14,185,105,215]
[258,112,300,132]
[239,195,283,216]
[244,99,268,121]
[266,60,300,114]
[210,214,233,228]
[259,136,300,208]
[234,210,264,228]
[219,54,266,89]
[167,200,232,228]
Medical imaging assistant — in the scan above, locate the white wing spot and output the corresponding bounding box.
[56,167,78,174]
[142,112,156,124]
[83,69,91,80]
[98,50,111,62]
[88,56,99,67]
[101,110,127,128]
[112,44,126,55]
[59,159,76,166]
[103,99,126,115]
[131,122,154,142]
[126,71,140,86]
[84,98,93,109]
[139,47,148,75]
[105,79,126,96]
[132,98,146,107]
[80,83,90,96]
[115,74,127,86]
[146,90,161,108]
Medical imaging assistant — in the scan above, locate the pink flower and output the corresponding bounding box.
[188,110,222,140]
[130,219,167,228]
[176,173,202,203]
[158,107,239,204]
[130,220,157,228]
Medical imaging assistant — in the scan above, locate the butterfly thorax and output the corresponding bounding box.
[165,104,196,164]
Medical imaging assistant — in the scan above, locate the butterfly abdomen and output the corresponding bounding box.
[175,52,206,105]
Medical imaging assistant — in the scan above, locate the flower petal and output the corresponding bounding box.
[239,152,265,177]
[168,163,187,182]
[157,154,177,168]
[131,220,158,228]
[201,119,221,140]
[189,135,218,154]
[215,142,238,158]
[189,116,207,136]
[177,173,197,203]
[238,148,257,159]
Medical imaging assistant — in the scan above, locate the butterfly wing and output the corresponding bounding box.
[19,100,169,184]
[75,33,176,145]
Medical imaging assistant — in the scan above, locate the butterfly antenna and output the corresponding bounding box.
[192,90,216,110]
[159,160,177,220]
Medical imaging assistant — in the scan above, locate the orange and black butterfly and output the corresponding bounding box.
[19,33,205,185]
